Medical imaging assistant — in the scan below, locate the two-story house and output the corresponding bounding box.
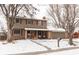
[9,16,66,40]
[10,17,49,40]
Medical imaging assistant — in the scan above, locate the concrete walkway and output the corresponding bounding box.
[30,40,52,50]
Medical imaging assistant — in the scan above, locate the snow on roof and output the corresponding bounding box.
[47,28,65,32]
[25,28,48,31]
[25,28,65,32]
[74,27,79,32]
[47,26,65,32]
[15,16,47,21]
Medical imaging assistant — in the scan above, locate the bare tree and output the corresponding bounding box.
[0,4,38,43]
[48,4,79,45]
[23,4,38,18]
[0,4,23,42]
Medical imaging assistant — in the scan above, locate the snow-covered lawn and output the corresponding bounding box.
[0,40,47,55]
[33,39,70,49]
[0,39,79,55]
[33,39,79,48]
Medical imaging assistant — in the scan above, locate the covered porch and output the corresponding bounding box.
[25,28,49,39]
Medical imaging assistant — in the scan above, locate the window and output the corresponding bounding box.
[16,18,22,24]
[27,20,33,24]
[26,20,27,24]
[14,29,20,34]
[38,31,41,35]
[33,20,35,25]
[36,21,38,25]
[38,21,41,25]
[42,21,46,25]
[27,31,30,33]
[33,20,38,25]
[16,19,19,23]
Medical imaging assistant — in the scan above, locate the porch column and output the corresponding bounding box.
[36,31,38,39]
[48,31,51,39]
[25,30,27,39]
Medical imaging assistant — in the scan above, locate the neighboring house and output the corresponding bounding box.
[10,16,65,40]
[72,28,79,38]
[72,32,79,38]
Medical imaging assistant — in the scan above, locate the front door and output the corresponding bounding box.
[27,30,36,39]
[27,31,31,39]
[31,31,36,39]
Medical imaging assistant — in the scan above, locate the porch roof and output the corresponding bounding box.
[25,28,65,32]
[10,16,47,21]
[25,28,48,31]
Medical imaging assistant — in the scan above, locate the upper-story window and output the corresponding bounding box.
[27,20,33,24]
[16,19,19,23]
[33,20,37,25]
[26,20,27,24]
[16,18,22,24]
[38,21,41,26]
[42,21,46,25]
[14,29,20,34]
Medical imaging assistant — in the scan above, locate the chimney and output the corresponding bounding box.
[43,16,46,19]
